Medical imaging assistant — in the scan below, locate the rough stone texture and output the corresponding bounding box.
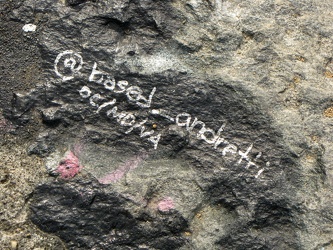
[31,178,188,249]
[1,0,333,249]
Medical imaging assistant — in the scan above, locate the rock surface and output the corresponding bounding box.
[1,0,333,249]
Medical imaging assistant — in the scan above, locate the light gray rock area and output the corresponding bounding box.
[1,0,333,249]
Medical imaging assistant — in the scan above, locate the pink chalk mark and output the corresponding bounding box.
[157,197,175,212]
[98,154,148,184]
[56,151,82,179]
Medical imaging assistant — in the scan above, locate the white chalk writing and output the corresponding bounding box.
[54,50,83,81]
[78,84,161,150]
[54,51,268,178]
[155,109,267,174]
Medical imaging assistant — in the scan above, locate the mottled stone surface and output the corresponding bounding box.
[1,0,333,249]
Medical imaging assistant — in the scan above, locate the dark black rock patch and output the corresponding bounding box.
[31,178,188,250]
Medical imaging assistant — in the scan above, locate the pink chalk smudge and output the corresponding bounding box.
[98,153,148,184]
[157,197,175,212]
[56,151,82,179]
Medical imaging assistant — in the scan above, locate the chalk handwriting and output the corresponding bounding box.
[154,109,266,175]
[89,62,156,108]
[54,50,83,81]
[78,85,161,150]
[54,51,268,178]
